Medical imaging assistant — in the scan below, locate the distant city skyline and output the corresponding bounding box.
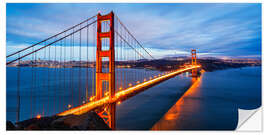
[6,3,261,59]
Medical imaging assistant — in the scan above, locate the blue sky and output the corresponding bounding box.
[6,3,261,59]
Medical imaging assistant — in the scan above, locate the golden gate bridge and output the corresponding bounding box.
[6,11,201,129]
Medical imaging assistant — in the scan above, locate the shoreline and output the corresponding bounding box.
[6,64,261,72]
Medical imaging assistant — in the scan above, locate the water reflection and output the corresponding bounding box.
[152,67,261,130]
[151,74,203,130]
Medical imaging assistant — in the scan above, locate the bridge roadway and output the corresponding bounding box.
[58,65,201,116]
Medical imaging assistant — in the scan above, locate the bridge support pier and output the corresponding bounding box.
[108,103,116,128]
[96,11,116,129]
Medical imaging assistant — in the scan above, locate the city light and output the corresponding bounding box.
[36,114,41,119]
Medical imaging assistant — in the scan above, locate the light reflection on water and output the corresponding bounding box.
[151,75,203,130]
[115,73,192,130]
[6,66,261,130]
[151,67,261,130]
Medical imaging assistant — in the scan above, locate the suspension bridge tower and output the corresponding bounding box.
[191,49,197,77]
[96,11,116,129]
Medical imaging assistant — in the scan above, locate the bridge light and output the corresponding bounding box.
[82,101,85,104]
[137,81,140,84]
[89,96,95,101]
[144,78,146,81]
[117,101,121,105]
[129,83,132,87]
[68,104,72,108]
[149,77,152,79]
[119,87,122,90]
[36,114,41,119]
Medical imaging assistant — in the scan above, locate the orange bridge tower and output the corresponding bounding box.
[96,11,116,129]
[191,49,197,77]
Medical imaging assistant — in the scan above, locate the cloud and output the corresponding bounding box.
[6,3,261,58]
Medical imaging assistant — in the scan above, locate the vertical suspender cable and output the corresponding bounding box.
[79,24,82,105]
[42,42,46,116]
[71,28,74,107]
[34,46,37,116]
[92,23,95,100]
[30,47,34,118]
[16,52,21,123]
[43,41,47,116]
[54,37,57,114]
[86,22,89,102]
[69,32,72,108]
[64,34,67,111]
[48,41,51,115]
[60,38,62,112]
[120,22,123,91]
[33,46,36,117]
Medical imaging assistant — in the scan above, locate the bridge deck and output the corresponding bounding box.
[58,65,201,116]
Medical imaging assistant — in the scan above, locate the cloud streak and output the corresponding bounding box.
[6,3,261,58]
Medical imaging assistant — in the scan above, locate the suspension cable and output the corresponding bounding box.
[115,15,155,60]
[7,20,97,65]
[7,15,97,59]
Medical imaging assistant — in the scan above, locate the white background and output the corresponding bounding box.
[0,0,268,135]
